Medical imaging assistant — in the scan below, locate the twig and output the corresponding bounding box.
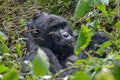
[54,65,79,78]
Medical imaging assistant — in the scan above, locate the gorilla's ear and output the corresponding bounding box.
[33,12,42,20]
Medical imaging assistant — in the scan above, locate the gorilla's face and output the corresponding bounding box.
[48,24,74,59]
[30,12,74,59]
[49,23,74,47]
[48,22,74,59]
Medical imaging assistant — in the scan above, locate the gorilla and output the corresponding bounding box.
[23,12,109,77]
[79,32,109,59]
[24,12,75,76]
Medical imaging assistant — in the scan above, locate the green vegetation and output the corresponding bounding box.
[0,0,120,80]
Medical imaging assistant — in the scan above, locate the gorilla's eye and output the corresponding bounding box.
[50,25,60,31]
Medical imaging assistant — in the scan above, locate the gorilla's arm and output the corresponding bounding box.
[40,47,63,74]
[41,47,75,77]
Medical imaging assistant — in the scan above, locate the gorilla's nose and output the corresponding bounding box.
[60,30,74,44]
[62,31,74,43]
[62,32,69,38]
[62,31,73,41]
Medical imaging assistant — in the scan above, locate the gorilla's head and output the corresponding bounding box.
[27,12,74,60]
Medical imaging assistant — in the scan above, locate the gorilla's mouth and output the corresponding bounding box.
[56,39,74,47]
[62,41,74,48]
[63,43,73,48]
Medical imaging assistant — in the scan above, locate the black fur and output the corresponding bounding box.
[24,12,75,77]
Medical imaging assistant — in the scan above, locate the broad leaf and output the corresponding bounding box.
[74,0,92,18]
[95,68,115,80]
[113,60,120,80]
[96,41,112,55]
[0,31,8,42]
[73,71,90,80]
[0,65,9,74]
[0,43,9,54]
[97,3,108,17]
[15,44,23,57]
[32,47,50,76]
[3,69,18,80]
[75,25,92,56]
[115,21,120,30]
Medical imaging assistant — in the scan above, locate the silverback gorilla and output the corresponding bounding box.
[23,12,108,77]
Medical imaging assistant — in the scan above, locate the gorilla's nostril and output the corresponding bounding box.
[63,32,69,38]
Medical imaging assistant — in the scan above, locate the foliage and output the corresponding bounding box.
[73,71,91,80]
[0,0,120,80]
[75,25,92,55]
[74,0,92,18]
[3,69,18,80]
[32,48,50,76]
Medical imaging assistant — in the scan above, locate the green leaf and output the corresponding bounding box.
[32,47,50,76]
[0,31,8,42]
[113,60,120,80]
[94,65,102,71]
[15,44,22,57]
[75,25,92,56]
[97,3,108,17]
[3,69,18,80]
[115,21,120,30]
[0,43,9,54]
[96,41,112,55]
[0,65,9,74]
[19,19,25,26]
[95,68,115,80]
[73,71,90,80]
[74,0,92,18]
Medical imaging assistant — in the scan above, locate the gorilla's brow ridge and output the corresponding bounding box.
[50,22,67,29]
